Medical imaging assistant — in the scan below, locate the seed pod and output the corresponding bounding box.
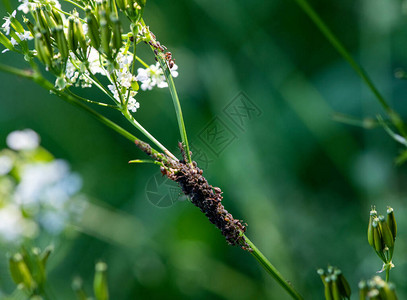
[382,282,398,300]
[72,277,88,300]
[10,17,25,34]
[368,211,375,247]
[67,17,77,52]
[10,253,35,290]
[86,12,101,50]
[51,8,63,26]
[116,0,125,10]
[35,33,52,67]
[379,215,394,248]
[136,0,146,8]
[40,245,53,267]
[9,254,24,285]
[41,6,57,29]
[34,8,49,33]
[99,13,111,57]
[387,207,397,240]
[335,271,351,298]
[330,275,341,300]
[317,269,326,282]
[94,262,109,300]
[324,277,333,300]
[359,281,368,300]
[54,26,69,60]
[111,16,122,51]
[23,19,35,36]
[372,219,384,253]
[0,31,15,52]
[74,20,88,55]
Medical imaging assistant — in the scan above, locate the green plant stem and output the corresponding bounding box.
[294,0,406,137]
[243,234,304,300]
[0,63,302,300]
[0,63,161,156]
[386,264,390,282]
[158,58,192,164]
[140,18,192,163]
[122,109,178,160]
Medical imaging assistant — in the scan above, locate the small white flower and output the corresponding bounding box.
[10,37,17,46]
[17,0,33,14]
[170,63,179,78]
[0,204,38,242]
[135,62,169,90]
[6,129,40,151]
[16,30,33,41]
[2,10,16,35]
[87,47,105,75]
[0,155,13,175]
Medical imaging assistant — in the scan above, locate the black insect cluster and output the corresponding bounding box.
[135,140,250,250]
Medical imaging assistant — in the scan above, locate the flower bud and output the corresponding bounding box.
[94,262,109,300]
[387,207,397,240]
[372,219,384,253]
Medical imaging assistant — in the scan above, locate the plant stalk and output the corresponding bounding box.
[294,0,406,137]
[243,234,304,300]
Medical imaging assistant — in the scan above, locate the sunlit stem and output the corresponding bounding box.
[243,234,304,300]
[62,0,85,11]
[158,57,192,164]
[66,89,118,109]
[135,56,149,68]
[121,109,178,160]
[0,63,164,157]
[294,0,406,137]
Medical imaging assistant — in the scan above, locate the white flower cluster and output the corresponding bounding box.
[17,0,61,14]
[136,62,178,91]
[107,51,140,112]
[0,129,87,243]
[1,0,180,114]
[1,10,33,53]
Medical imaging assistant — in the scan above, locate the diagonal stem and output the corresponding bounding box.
[293,0,406,137]
[243,234,304,300]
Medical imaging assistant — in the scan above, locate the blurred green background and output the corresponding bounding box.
[1,0,407,299]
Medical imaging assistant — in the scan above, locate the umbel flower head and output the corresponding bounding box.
[0,0,179,113]
[367,206,397,271]
[317,266,351,300]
